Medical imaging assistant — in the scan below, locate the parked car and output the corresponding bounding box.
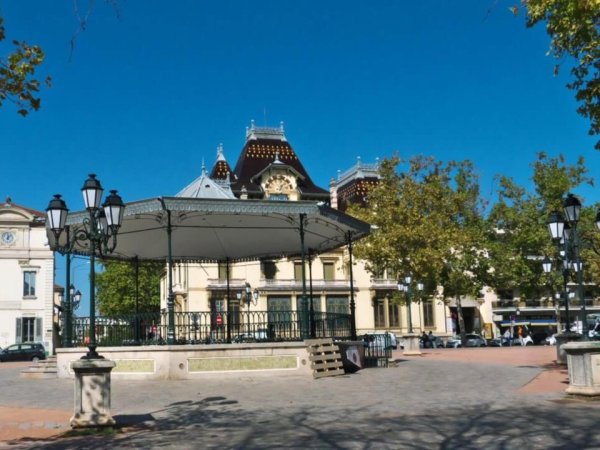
[446,334,487,348]
[0,343,46,362]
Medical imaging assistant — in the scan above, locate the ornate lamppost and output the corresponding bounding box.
[237,282,259,309]
[545,211,574,334]
[62,284,82,347]
[563,194,588,338]
[46,174,125,359]
[398,274,423,355]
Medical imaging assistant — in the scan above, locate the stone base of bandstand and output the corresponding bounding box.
[402,333,422,356]
[70,359,116,428]
[563,341,600,396]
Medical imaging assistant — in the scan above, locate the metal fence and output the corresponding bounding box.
[362,333,392,368]
[70,310,352,347]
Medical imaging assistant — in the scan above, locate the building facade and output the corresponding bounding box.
[0,198,55,353]
[160,123,453,339]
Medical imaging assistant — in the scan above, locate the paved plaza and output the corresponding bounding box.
[1,346,599,449]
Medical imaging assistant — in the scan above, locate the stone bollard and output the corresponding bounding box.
[563,341,600,396]
[402,333,422,356]
[70,359,117,428]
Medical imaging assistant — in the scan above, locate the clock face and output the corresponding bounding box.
[1,232,14,245]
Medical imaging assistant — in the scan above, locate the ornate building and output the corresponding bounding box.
[161,122,450,339]
[0,198,55,353]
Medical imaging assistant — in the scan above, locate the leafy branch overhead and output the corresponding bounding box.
[517,1,600,149]
[0,16,51,116]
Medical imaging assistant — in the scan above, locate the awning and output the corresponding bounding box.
[499,321,530,327]
[528,319,559,327]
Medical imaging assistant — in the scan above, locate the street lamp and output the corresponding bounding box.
[563,194,588,338]
[46,174,125,359]
[72,287,82,311]
[237,282,259,308]
[398,274,422,334]
[546,210,573,335]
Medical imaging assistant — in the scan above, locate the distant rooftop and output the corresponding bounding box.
[337,157,381,188]
[245,120,287,142]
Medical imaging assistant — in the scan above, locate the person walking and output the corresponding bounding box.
[503,329,512,346]
[517,326,524,346]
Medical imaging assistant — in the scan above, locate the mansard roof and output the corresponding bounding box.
[230,121,329,200]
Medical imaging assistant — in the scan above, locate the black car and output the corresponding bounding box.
[0,343,46,362]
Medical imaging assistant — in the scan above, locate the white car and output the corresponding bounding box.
[446,334,487,348]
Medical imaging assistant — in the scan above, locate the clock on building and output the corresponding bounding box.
[1,231,15,245]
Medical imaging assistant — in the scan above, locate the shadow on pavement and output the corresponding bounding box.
[11,394,600,449]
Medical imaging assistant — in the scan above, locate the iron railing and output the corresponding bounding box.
[70,310,352,347]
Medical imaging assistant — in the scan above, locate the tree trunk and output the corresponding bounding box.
[457,296,467,346]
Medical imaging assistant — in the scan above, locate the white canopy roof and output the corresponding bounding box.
[50,197,370,262]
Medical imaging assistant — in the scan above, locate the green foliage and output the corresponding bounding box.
[0,16,50,116]
[348,155,488,300]
[518,1,600,149]
[95,260,163,316]
[485,152,593,298]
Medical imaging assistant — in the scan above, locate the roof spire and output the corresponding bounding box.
[216,143,226,161]
[202,158,206,174]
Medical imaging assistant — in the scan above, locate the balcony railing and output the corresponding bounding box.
[259,279,350,290]
[370,279,397,289]
[69,310,352,347]
[206,278,248,289]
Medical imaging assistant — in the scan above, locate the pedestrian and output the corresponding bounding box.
[420,331,429,348]
[517,326,524,346]
[503,328,512,346]
[428,331,437,348]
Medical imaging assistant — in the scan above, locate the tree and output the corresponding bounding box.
[95,259,163,316]
[0,16,50,116]
[518,1,600,149]
[348,155,488,342]
[485,152,593,301]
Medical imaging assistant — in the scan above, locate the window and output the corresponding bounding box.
[423,300,435,328]
[23,271,36,297]
[326,296,348,314]
[261,260,277,280]
[15,317,42,343]
[217,263,230,281]
[267,296,293,339]
[374,298,385,328]
[269,194,289,201]
[296,296,321,312]
[389,303,400,327]
[294,262,303,281]
[323,262,335,281]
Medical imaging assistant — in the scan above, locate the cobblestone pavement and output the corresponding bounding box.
[1,346,599,449]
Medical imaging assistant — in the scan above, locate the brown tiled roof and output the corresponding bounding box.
[231,138,329,200]
[337,177,379,212]
[210,160,233,180]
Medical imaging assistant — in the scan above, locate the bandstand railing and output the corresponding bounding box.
[70,310,352,347]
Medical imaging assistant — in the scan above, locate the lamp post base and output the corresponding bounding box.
[70,359,116,428]
[402,333,422,356]
[555,332,582,364]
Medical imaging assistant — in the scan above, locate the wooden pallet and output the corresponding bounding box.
[305,338,345,379]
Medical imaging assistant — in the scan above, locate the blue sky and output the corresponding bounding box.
[1,1,599,312]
